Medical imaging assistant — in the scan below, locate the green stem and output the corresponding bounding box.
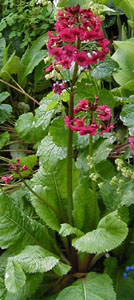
[67,62,79,225]
[89,135,97,229]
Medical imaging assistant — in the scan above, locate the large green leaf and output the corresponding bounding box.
[59,223,83,237]
[93,136,116,165]
[49,117,68,147]
[56,273,116,300]
[0,192,56,252]
[98,89,115,110]
[53,262,71,276]
[15,112,45,143]
[37,136,67,172]
[73,177,100,232]
[35,93,59,131]
[72,211,128,253]
[5,273,43,300]
[112,38,134,85]
[18,35,47,86]
[120,103,134,133]
[91,57,119,80]
[0,53,23,80]
[5,261,26,294]
[31,159,79,229]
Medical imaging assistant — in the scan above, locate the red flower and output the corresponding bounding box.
[2,175,12,185]
[75,52,90,67]
[59,28,76,43]
[53,83,65,94]
[99,123,114,136]
[45,64,53,73]
[97,105,112,121]
[77,99,89,112]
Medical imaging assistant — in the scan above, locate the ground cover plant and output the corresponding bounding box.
[1,0,134,299]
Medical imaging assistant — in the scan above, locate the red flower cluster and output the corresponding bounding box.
[47,5,109,70]
[1,158,28,185]
[64,98,113,136]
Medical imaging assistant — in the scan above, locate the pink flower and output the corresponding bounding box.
[99,123,114,136]
[51,47,63,61]
[45,64,53,72]
[64,116,71,128]
[21,165,28,172]
[97,105,112,121]
[60,59,72,69]
[2,175,12,185]
[129,136,134,155]
[59,29,76,43]
[63,45,77,60]
[75,52,90,67]
[77,99,89,112]
[53,83,65,94]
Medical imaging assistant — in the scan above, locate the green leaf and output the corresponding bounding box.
[53,262,71,276]
[5,261,26,294]
[56,273,116,300]
[59,223,83,237]
[93,136,116,165]
[49,117,68,147]
[23,50,47,78]
[31,160,79,230]
[19,155,37,170]
[0,104,12,124]
[0,54,23,80]
[120,103,134,133]
[15,112,45,143]
[7,245,59,274]
[73,177,100,232]
[0,92,10,104]
[91,57,119,80]
[35,96,58,131]
[0,131,10,149]
[5,273,43,300]
[0,192,56,252]
[116,277,134,300]
[72,211,128,254]
[37,136,67,172]
[112,38,134,85]
[98,89,115,110]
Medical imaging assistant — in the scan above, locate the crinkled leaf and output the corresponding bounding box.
[5,261,26,294]
[120,103,134,133]
[15,112,45,143]
[0,192,56,252]
[53,262,71,276]
[7,245,59,274]
[31,160,79,229]
[59,223,83,237]
[93,136,116,165]
[0,131,10,149]
[91,57,119,80]
[5,273,43,300]
[73,177,100,232]
[56,273,116,300]
[37,136,67,172]
[35,97,58,131]
[73,211,128,254]
[49,117,68,147]
[112,38,134,85]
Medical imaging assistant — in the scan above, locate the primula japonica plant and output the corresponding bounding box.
[1,4,134,300]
